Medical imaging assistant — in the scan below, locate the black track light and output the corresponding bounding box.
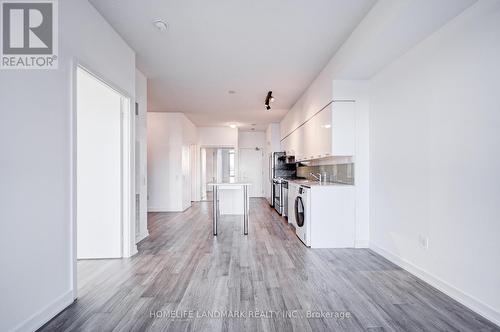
[265,91,274,111]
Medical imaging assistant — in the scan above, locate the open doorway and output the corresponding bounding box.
[75,66,133,263]
[200,147,235,201]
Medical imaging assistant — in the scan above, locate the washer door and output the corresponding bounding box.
[295,196,304,227]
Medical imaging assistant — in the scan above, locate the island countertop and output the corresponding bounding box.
[208,178,251,236]
[207,178,252,186]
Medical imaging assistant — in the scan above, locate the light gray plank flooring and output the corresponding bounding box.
[38,199,499,332]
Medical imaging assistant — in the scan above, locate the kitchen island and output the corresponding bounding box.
[207,179,252,236]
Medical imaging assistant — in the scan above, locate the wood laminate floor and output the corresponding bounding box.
[39,199,499,332]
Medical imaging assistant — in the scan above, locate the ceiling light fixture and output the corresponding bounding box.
[264,91,274,111]
[229,124,237,129]
[153,20,168,32]
[228,90,236,94]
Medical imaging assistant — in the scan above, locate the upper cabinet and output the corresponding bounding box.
[331,101,355,156]
[281,101,355,161]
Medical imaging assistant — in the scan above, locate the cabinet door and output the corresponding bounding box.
[301,106,332,160]
[331,101,355,156]
[315,104,332,158]
[303,117,315,160]
[297,125,306,161]
[285,129,298,157]
[280,135,289,154]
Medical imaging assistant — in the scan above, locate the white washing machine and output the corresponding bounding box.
[294,186,311,246]
[288,182,299,228]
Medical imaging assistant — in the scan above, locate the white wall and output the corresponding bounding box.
[135,69,148,242]
[0,1,136,331]
[279,0,476,251]
[238,131,266,149]
[264,124,281,201]
[77,68,123,259]
[147,113,197,212]
[197,126,238,148]
[280,0,476,139]
[266,123,281,152]
[369,1,500,325]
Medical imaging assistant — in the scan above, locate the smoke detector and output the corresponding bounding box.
[153,20,168,32]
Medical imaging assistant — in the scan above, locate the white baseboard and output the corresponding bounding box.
[135,231,149,244]
[370,243,500,327]
[12,290,74,332]
[147,207,179,212]
[126,244,138,257]
[355,239,369,248]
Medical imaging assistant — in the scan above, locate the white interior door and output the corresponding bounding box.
[239,148,263,197]
[77,67,123,259]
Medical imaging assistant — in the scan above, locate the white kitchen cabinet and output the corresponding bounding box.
[281,133,291,154]
[305,106,332,160]
[331,101,355,156]
[314,104,333,158]
[295,125,306,161]
[283,125,301,158]
[304,113,317,160]
[280,100,355,160]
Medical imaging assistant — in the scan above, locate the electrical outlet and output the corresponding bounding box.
[418,235,429,249]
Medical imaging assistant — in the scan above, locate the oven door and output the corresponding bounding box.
[273,181,282,212]
[282,181,288,217]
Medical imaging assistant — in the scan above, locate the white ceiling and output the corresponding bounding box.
[89,0,375,130]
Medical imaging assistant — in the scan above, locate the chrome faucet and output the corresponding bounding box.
[310,172,322,183]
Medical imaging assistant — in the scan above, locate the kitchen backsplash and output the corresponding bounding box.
[297,163,354,185]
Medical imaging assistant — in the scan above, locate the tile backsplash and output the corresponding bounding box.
[297,163,354,185]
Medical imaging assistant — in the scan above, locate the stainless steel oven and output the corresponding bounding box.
[273,179,282,213]
[282,180,288,218]
[273,179,289,216]
[269,152,297,207]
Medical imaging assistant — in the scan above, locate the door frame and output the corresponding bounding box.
[238,147,264,197]
[199,145,237,201]
[70,60,136,300]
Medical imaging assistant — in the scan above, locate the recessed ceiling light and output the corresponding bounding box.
[153,20,168,32]
[229,124,237,129]
[228,90,236,94]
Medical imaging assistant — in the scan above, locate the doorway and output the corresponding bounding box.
[200,147,235,201]
[239,148,264,197]
[75,66,132,260]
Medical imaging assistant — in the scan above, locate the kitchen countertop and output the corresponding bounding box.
[287,179,354,187]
